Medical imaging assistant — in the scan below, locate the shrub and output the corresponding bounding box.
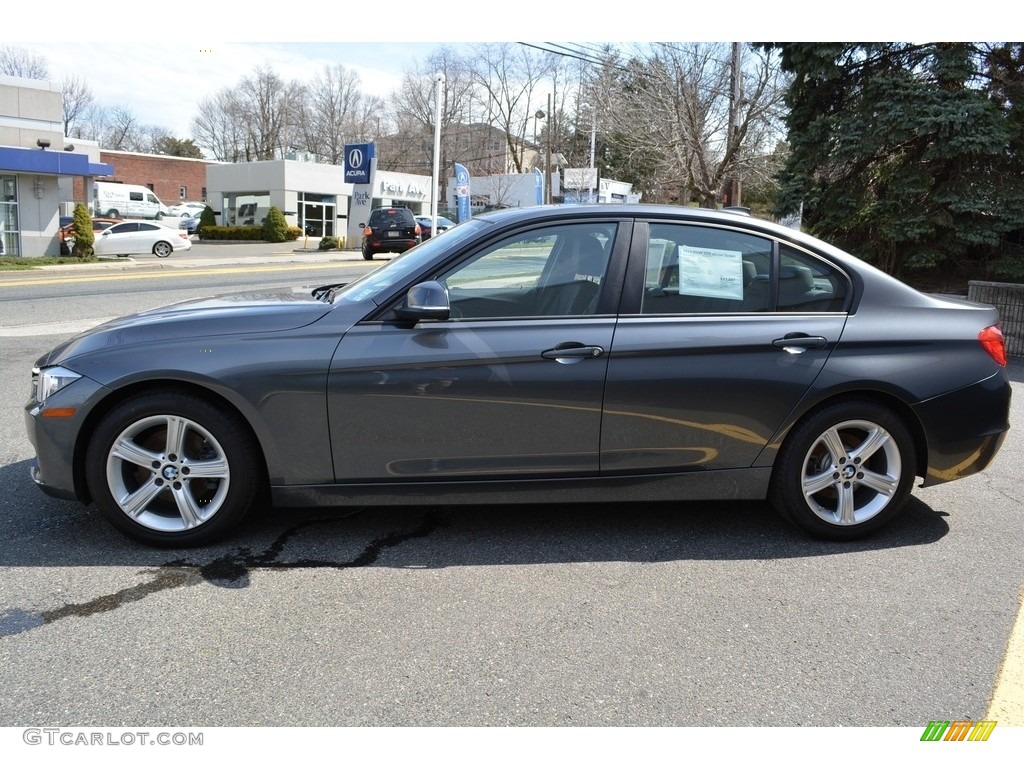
[192,222,300,243]
[71,202,94,257]
[197,205,215,235]
[262,206,289,243]
[318,236,338,251]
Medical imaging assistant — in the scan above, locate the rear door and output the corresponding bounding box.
[601,220,851,474]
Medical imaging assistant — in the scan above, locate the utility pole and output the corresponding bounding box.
[729,42,742,208]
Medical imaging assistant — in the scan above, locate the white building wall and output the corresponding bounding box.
[446,173,561,212]
[206,159,354,230]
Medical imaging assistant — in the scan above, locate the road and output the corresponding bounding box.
[0,250,1022,736]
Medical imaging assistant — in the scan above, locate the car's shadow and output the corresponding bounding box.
[0,455,954,637]
[1,457,951,576]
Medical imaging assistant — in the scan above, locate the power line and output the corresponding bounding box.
[516,42,631,71]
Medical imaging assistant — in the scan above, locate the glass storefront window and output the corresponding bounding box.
[0,175,19,256]
[297,191,335,237]
[223,192,270,226]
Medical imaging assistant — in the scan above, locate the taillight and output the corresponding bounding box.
[979,325,1007,367]
[414,224,422,236]
[363,226,373,236]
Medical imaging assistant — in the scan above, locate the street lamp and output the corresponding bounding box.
[533,109,546,204]
[545,95,553,204]
[431,73,443,233]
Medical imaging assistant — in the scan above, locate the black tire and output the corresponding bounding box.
[769,399,916,541]
[84,391,262,547]
[362,248,374,261]
[153,241,173,258]
[107,209,120,218]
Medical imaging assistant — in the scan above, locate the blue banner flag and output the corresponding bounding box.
[455,164,471,223]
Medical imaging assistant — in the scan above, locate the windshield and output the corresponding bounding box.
[331,219,487,304]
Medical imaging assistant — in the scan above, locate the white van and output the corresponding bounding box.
[93,182,169,219]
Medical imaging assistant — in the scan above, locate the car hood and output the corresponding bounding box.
[39,289,337,367]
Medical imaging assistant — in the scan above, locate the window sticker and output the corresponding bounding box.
[678,246,744,300]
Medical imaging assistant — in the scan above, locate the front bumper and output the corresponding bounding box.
[24,373,110,503]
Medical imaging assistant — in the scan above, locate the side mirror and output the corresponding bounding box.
[395,280,451,322]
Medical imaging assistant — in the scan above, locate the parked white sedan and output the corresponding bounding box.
[167,201,207,218]
[93,221,193,258]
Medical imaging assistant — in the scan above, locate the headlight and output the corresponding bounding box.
[32,366,82,402]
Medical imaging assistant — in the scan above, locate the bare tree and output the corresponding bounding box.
[384,47,478,199]
[604,43,788,207]
[0,45,49,79]
[235,66,304,160]
[469,43,559,173]
[61,75,94,136]
[102,105,139,151]
[295,64,366,164]
[192,90,249,162]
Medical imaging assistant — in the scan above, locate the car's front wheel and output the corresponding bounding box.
[153,241,173,258]
[84,392,262,546]
[769,400,916,540]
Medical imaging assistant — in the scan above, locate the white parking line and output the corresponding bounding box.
[0,317,115,337]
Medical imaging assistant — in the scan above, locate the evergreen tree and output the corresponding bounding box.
[198,205,216,238]
[262,206,289,243]
[770,43,1024,279]
[71,202,94,258]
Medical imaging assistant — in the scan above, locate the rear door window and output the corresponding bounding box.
[641,223,773,314]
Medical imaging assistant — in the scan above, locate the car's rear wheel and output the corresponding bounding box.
[769,400,915,540]
[84,392,262,547]
[106,209,120,218]
[153,241,173,258]
[362,247,374,260]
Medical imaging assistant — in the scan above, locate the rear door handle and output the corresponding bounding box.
[541,342,606,362]
[772,334,828,353]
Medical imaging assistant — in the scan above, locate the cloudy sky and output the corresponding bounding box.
[6,41,447,137]
[6,4,974,140]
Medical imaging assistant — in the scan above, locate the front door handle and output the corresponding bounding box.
[541,342,605,363]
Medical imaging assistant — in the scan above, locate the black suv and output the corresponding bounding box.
[361,207,421,260]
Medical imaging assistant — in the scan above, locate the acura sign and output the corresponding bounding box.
[344,143,375,183]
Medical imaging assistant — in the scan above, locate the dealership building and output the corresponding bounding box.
[205,158,434,247]
[0,74,112,257]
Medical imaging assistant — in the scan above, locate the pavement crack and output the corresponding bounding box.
[172,507,444,586]
[0,509,444,638]
[0,567,200,638]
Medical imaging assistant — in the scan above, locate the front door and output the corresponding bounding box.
[327,221,621,482]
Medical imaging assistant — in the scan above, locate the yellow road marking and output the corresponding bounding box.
[987,582,1024,725]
